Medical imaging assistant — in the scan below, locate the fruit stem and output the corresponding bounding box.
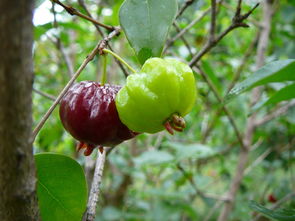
[102,48,137,74]
[101,55,107,85]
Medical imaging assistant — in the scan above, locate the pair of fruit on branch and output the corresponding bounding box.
[59,49,197,156]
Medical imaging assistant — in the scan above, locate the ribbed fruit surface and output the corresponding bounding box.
[59,81,137,154]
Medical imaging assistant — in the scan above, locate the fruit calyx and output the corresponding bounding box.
[164,113,186,135]
[76,142,96,156]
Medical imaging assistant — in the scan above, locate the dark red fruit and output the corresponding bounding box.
[268,194,277,203]
[59,81,137,156]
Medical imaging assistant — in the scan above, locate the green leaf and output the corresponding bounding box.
[249,201,295,221]
[252,83,295,112]
[133,150,174,166]
[35,153,88,221]
[34,23,53,40]
[226,59,295,102]
[119,0,178,64]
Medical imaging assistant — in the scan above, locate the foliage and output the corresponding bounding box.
[32,0,295,220]
[249,201,295,220]
[35,153,87,221]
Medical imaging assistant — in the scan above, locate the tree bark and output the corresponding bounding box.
[0,0,39,220]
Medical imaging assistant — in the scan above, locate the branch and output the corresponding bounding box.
[51,0,114,31]
[201,34,258,143]
[218,1,273,220]
[46,34,75,77]
[221,2,261,27]
[254,100,295,127]
[244,148,272,175]
[32,28,120,141]
[164,7,211,52]
[189,3,259,66]
[50,2,75,77]
[235,0,243,18]
[204,201,223,221]
[77,0,129,77]
[209,0,217,43]
[177,164,230,201]
[176,0,195,19]
[78,0,104,36]
[172,23,194,56]
[83,148,107,221]
[33,88,56,101]
[194,66,246,150]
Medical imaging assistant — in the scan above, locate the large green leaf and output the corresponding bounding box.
[226,59,295,102]
[35,153,88,221]
[249,201,295,221]
[119,0,178,64]
[252,83,295,112]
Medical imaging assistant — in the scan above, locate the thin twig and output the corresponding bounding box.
[177,164,230,201]
[189,3,259,66]
[221,2,260,27]
[218,1,273,220]
[51,0,114,31]
[46,34,75,77]
[172,23,194,56]
[254,100,295,127]
[51,2,75,77]
[164,7,211,52]
[176,0,195,19]
[83,148,107,221]
[235,0,243,18]
[77,0,129,77]
[201,34,258,143]
[244,148,272,175]
[33,88,56,101]
[204,201,223,221]
[209,0,217,43]
[194,66,246,150]
[78,0,104,36]
[32,28,120,141]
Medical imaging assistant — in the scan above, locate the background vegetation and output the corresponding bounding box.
[32,0,294,220]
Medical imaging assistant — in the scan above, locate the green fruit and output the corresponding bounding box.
[115,57,197,134]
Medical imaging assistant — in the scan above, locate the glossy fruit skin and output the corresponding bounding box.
[115,58,196,133]
[59,81,137,154]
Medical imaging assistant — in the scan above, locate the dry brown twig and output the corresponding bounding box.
[189,2,260,66]
[51,0,114,31]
